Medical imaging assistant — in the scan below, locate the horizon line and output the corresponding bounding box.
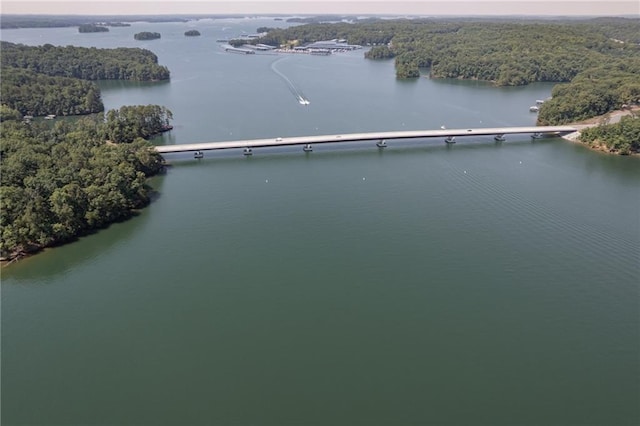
[2,1,638,17]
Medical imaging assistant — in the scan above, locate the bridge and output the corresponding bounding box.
[155,126,579,157]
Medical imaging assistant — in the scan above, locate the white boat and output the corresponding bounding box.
[529,105,539,112]
[444,136,456,144]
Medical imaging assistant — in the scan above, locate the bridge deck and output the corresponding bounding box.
[155,126,578,154]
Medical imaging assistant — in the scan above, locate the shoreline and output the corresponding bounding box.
[562,106,639,156]
[3,110,635,267]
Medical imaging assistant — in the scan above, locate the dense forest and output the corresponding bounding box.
[578,115,640,155]
[1,41,171,118]
[0,106,170,260]
[537,60,640,125]
[78,24,109,33]
[258,18,640,129]
[134,32,161,40]
[0,67,104,116]
[104,105,173,142]
[1,41,170,81]
[259,18,639,84]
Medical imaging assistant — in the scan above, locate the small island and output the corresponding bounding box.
[134,31,161,41]
[184,30,201,37]
[78,24,109,33]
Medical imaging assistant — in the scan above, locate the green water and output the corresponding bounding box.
[2,18,639,425]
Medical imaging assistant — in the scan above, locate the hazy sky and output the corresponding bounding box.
[1,1,638,16]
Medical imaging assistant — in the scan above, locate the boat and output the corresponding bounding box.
[444,136,456,144]
[494,134,506,142]
[529,105,539,112]
[194,151,204,159]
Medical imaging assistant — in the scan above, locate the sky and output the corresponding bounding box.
[0,0,638,16]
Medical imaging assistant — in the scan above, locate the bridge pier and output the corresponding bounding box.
[243,148,253,156]
[494,134,506,142]
[376,139,387,148]
[303,144,313,152]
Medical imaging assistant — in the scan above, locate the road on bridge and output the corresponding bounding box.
[155,126,578,154]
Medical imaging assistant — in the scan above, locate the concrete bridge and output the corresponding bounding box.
[155,126,579,157]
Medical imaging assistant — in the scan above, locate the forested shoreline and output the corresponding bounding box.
[0,107,171,261]
[0,41,170,118]
[1,42,170,82]
[0,40,174,261]
[1,67,104,117]
[134,32,161,41]
[78,24,109,33]
[578,115,640,155]
[1,16,637,262]
[258,17,640,145]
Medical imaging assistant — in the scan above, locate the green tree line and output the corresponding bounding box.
[104,105,173,143]
[78,24,109,33]
[134,32,161,41]
[0,107,169,260]
[1,41,170,81]
[578,115,640,155]
[258,18,640,130]
[259,18,638,85]
[537,60,640,125]
[0,67,104,116]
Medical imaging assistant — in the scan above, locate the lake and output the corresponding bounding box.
[1,17,639,425]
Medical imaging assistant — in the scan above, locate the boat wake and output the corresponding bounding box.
[271,57,310,106]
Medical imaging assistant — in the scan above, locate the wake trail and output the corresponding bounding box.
[270,57,310,105]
